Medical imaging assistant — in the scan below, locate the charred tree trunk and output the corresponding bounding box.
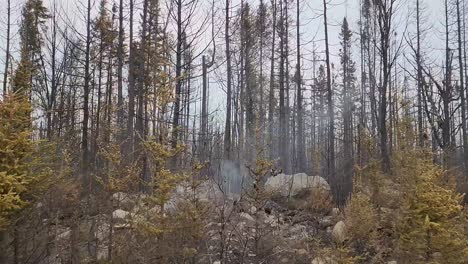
[2,0,10,97]
[296,0,305,172]
[323,0,336,191]
[136,0,149,189]
[375,0,394,173]
[416,0,424,147]
[127,0,136,160]
[456,0,468,175]
[82,0,92,183]
[172,0,183,158]
[224,0,233,159]
[268,0,277,160]
[117,0,125,142]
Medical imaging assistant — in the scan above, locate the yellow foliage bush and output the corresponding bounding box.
[345,192,377,242]
[397,157,468,263]
[306,188,334,215]
[309,237,358,264]
[0,93,34,229]
[111,138,209,263]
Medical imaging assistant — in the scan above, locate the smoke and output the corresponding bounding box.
[214,160,246,194]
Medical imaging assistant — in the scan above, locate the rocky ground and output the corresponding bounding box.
[15,173,402,263]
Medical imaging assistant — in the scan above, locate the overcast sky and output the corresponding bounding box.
[0,0,455,124]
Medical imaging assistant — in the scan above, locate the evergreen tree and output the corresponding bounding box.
[339,17,357,204]
[13,0,49,95]
[0,93,33,229]
[398,158,468,263]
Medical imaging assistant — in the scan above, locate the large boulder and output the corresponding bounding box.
[332,221,347,244]
[112,209,130,221]
[164,180,226,213]
[240,212,255,223]
[265,173,330,197]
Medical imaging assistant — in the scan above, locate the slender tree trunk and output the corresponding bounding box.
[358,0,366,165]
[443,0,453,159]
[279,0,287,171]
[117,0,124,141]
[2,0,10,97]
[82,0,92,182]
[127,0,135,160]
[244,4,256,161]
[259,0,265,149]
[376,0,393,173]
[323,0,336,188]
[201,56,208,160]
[456,0,468,175]
[284,0,291,173]
[296,0,305,172]
[268,0,277,160]
[341,18,354,205]
[224,0,233,159]
[238,0,245,158]
[463,0,468,172]
[416,0,424,147]
[172,0,183,163]
[47,1,58,140]
[137,0,149,188]
[96,37,104,165]
[106,51,113,146]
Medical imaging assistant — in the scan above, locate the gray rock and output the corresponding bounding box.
[240,212,255,222]
[263,214,279,227]
[265,173,330,197]
[167,180,226,212]
[318,216,334,229]
[292,212,314,225]
[249,206,257,214]
[287,224,307,239]
[112,209,130,220]
[264,200,285,213]
[296,249,308,255]
[330,207,340,217]
[332,221,347,244]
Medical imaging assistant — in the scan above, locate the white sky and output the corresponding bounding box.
[0,0,455,125]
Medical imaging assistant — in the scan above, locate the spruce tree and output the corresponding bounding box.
[398,156,468,263]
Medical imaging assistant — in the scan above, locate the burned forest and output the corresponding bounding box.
[1,0,468,263]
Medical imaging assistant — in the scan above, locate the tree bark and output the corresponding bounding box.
[82,0,92,183]
[323,0,336,187]
[224,0,233,159]
[268,0,277,160]
[296,0,305,172]
[117,0,125,141]
[127,0,135,160]
[2,0,10,97]
[456,0,468,175]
